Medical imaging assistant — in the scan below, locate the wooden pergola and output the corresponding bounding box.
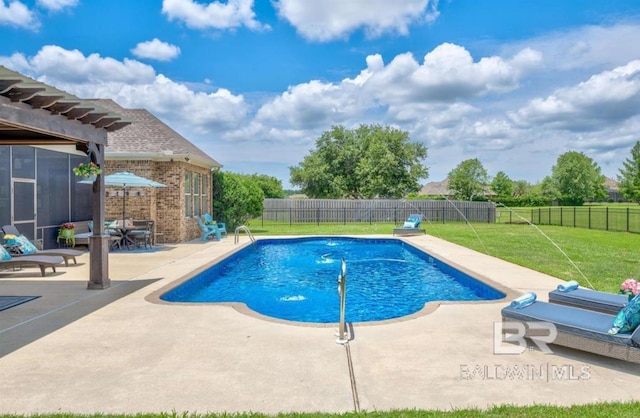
[0,65,130,289]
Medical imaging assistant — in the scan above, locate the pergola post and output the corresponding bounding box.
[86,143,111,289]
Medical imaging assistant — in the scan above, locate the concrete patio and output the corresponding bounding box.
[1,234,639,414]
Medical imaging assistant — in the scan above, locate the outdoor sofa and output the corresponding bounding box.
[501,297,640,364]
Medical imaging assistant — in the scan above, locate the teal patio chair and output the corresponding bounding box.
[197,216,221,241]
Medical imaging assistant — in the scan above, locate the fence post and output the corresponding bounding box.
[628,207,630,232]
[573,207,576,228]
[317,207,320,226]
[588,206,591,229]
[606,207,609,231]
[560,207,563,226]
[290,208,292,226]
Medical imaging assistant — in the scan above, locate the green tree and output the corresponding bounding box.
[290,124,428,198]
[511,180,530,197]
[618,141,640,202]
[249,174,285,198]
[546,151,607,205]
[491,171,513,198]
[212,172,265,229]
[448,159,489,200]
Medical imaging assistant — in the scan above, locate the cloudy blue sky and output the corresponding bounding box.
[2,0,640,189]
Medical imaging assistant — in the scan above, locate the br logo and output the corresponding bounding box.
[493,321,557,354]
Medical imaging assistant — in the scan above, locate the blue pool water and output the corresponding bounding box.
[160,237,505,323]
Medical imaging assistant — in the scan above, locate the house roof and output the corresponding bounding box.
[419,178,452,196]
[0,66,130,146]
[604,176,619,190]
[90,99,221,169]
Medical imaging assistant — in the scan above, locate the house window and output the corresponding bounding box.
[185,171,192,217]
[202,174,208,214]
[193,173,201,217]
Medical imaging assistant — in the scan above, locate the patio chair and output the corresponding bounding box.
[548,284,628,315]
[0,245,63,277]
[2,225,84,267]
[393,214,426,236]
[197,216,221,241]
[129,220,154,249]
[216,222,227,238]
[501,293,640,364]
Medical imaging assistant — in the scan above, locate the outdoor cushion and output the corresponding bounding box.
[502,301,635,346]
[14,235,38,255]
[0,245,11,261]
[610,294,640,334]
[549,288,628,315]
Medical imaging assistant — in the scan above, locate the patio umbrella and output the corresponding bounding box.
[81,172,166,222]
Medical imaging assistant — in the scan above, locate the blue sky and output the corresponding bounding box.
[2,0,640,190]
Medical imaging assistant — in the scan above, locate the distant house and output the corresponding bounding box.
[604,177,621,202]
[419,179,453,197]
[91,99,222,243]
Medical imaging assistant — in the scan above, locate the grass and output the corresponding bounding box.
[4,402,640,417]
[248,219,640,293]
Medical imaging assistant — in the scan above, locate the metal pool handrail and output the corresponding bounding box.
[234,225,255,244]
[336,258,348,344]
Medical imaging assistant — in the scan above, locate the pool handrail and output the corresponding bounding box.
[234,225,255,244]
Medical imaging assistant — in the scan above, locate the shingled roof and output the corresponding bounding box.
[90,99,221,169]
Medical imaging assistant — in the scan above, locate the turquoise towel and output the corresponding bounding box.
[557,280,579,292]
[510,292,537,309]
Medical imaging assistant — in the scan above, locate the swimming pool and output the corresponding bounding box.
[160,237,505,323]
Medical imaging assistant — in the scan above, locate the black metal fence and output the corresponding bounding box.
[496,206,640,233]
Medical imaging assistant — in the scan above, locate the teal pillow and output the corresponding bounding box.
[15,235,39,255]
[0,245,12,261]
[609,294,640,334]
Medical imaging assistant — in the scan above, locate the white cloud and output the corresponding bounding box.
[161,0,268,31]
[36,0,78,12]
[1,45,248,135]
[509,60,640,131]
[273,0,439,42]
[0,0,39,29]
[31,45,157,84]
[131,39,181,62]
[502,23,640,72]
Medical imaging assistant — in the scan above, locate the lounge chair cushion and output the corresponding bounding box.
[610,294,640,334]
[502,301,634,346]
[0,245,11,261]
[14,235,38,255]
[549,288,628,315]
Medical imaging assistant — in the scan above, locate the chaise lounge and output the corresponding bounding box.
[501,293,640,364]
[548,286,628,315]
[393,214,426,237]
[2,225,84,267]
[0,246,64,277]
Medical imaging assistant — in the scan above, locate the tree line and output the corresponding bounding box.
[213,125,640,227]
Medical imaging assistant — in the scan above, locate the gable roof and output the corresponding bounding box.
[90,99,221,169]
[419,178,453,196]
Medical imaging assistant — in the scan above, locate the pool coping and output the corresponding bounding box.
[145,235,519,328]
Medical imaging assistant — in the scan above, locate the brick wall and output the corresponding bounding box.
[104,160,212,243]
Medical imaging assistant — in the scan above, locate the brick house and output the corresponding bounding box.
[91,99,222,243]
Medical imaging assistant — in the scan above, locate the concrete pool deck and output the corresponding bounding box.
[1,234,639,414]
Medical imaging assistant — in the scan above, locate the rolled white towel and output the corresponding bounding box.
[510,292,537,309]
[557,280,579,292]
